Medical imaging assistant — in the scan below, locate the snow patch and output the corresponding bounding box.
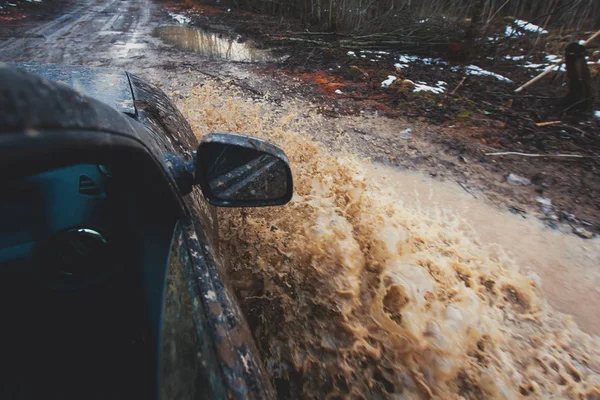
[466,65,512,83]
[505,26,521,37]
[405,80,446,94]
[505,20,548,37]
[394,54,447,68]
[595,111,600,119]
[347,51,356,57]
[7,3,17,6]
[523,63,546,69]
[578,40,586,45]
[514,19,548,34]
[381,76,397,88]
[522,61,566,72]
[335,89,343,95]
[168,12,191,24]
[361,50,390,55]
[505,55,525,61]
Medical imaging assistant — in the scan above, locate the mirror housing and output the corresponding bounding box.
[195,133,293,207]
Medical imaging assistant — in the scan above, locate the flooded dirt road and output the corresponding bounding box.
[2,1,600,397]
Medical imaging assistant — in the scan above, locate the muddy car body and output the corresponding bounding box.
[0,63,289,399]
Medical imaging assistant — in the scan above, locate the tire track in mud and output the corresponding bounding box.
[0,0,153,66]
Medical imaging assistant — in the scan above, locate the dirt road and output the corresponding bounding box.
[0,0,151,66]
[1,0,599,339]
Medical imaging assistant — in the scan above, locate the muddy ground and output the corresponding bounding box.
[1,0,600,368]
[159,1,600,237]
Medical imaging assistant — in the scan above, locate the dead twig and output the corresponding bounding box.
[450,76,467,95]
[485,152,587,158]
[457,181,477,198]
[514,63,562,93]
[534,121,561,127]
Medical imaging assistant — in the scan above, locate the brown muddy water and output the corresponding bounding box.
[153,25,281,62]
[175,83,600,399]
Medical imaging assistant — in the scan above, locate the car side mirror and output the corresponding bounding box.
[195,133,293,207]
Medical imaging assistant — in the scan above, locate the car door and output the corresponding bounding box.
[161,220,274,400]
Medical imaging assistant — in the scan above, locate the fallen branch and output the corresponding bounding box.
[514,63,561,93]
[457,181,477,198]
[285,31,341,36]
[485,151,587,158]
[273,36,330,46]
[515,29,600,93]
[450,76,467,95]
[583,29,600,46]
[535,121,561,127]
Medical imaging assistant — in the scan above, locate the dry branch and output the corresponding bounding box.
[485,152,587,158]
[515,29,600,93]
[534,121,561,127]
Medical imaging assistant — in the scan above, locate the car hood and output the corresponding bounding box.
[12,62,136,116]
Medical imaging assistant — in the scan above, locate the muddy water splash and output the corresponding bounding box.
[176,83,600,399]
[153,26,280,62]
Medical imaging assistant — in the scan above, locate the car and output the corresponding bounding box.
[0,62,292,399]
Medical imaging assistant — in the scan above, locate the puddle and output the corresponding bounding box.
[153,25,281,62]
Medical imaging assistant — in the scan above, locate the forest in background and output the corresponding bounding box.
[195,0,599,34]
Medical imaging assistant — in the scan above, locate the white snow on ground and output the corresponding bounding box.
[550,64,567,72]
[168,12,191,24]
[361,50,390,55]
[520,59,566,72]
[398,55,418,63]
[347,51,356,57]
[505,55,525,61]
[595,111,600,119]
[505,26,522,37]
[335,89,343,95]
[579,40,586,45]
[7,3,17,6]
[466,65,512,82]
[505,20,548,37]
[393,54,447,69]
[381,76,397,88]
[523,63,547,69]
[514,19,548,34]
[405,80,446,94]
